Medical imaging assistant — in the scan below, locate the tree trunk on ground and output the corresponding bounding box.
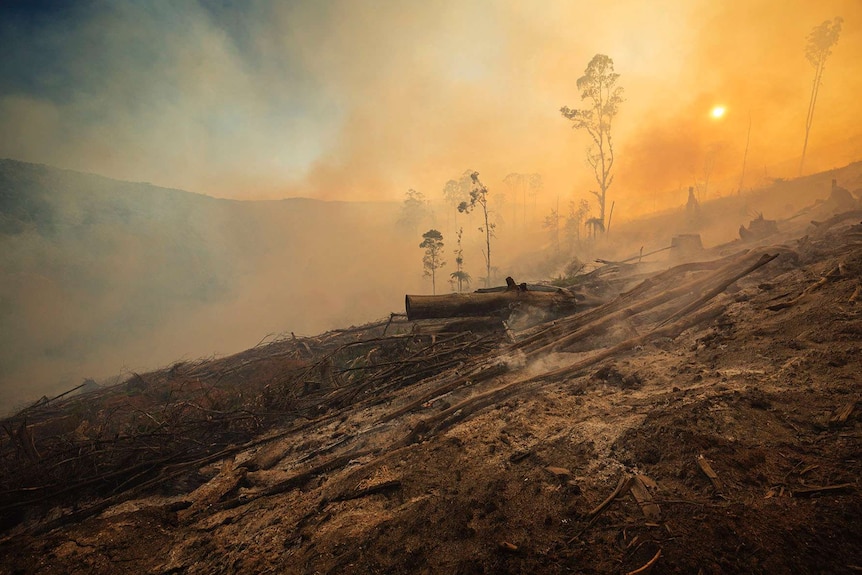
[405,289,576,321]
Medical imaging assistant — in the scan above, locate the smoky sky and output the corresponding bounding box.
[1,0,861,212]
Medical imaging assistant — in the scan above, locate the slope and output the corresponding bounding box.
[0,159,406,411]
[0,202,859,574]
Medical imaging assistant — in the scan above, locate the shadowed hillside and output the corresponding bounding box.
[1,188,860,574]
[0,160,413,411]
[3,158,862,413]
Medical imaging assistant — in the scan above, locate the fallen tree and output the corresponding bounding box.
[405,278,577,320]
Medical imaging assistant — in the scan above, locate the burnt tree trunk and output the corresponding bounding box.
[405,285,576,321]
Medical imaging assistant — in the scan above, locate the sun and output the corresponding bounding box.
[711,105,726,119]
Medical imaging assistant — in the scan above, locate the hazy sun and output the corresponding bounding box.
[711,105,726,119]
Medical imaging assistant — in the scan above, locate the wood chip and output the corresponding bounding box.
[588,473,632,518]
[696,454,724,493]
[830,402,855,424]
[629,475,661,521]
[545,466,572,477]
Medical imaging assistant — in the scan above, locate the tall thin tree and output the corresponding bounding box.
[419,229,445,295]
[799,17,842,176]
[449,227,471,293]
[543,196,561,255]
[458,172,495,288]
[561,54,624,232]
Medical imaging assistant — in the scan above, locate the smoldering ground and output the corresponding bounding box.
[1,0,861,409]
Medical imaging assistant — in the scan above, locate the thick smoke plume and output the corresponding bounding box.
[1,0,860,206]
[1,0,861,410]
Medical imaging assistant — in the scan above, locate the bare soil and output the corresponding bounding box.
[1,208,860,575]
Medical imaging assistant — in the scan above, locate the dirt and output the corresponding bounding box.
[1,209,860,574]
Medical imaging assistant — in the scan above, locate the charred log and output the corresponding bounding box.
[405,285,577,321]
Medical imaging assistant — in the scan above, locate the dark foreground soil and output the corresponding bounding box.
[1,209,860,574]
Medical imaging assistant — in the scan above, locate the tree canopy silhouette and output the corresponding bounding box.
[419,229,445,295]
[457,172,495,288]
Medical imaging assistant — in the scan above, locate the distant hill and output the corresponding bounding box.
[3,157,861,412]
[0,160,413,411]
[579,160,862,260]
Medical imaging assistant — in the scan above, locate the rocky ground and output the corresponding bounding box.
[0,206,860,574]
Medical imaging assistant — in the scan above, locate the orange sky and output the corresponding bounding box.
[1,0,860,215]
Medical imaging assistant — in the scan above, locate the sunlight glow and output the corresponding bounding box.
[711,105,726,119]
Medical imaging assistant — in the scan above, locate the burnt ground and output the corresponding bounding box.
[0,211,861,574]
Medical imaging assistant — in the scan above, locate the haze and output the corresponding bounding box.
[1,0,862,411]
[2,0,860,209]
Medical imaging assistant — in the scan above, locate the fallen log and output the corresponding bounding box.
[405,286,577,321]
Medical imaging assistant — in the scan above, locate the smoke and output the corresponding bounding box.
[614,0,862,213]
[1,0,862,410]
[1,0,860,208]
[0,161,426,411]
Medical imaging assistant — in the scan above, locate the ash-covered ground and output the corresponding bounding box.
[1,202,860,575]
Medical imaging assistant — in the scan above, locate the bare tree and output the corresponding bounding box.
[561,54,624,232]
[449,227,471,293]
[697,144,721,201]
[543,196,561,255]
[458,172,495,288]
[420,229,445,295]
[565,198,590,250]
[800,17,842,175]
[502,172,542,227]
[527,173,543,224]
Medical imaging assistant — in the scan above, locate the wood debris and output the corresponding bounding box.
[545,466,572,478]
[405,277,578,321]
[626,548,662,575]
[792,483,856,497]
[588,473,632,519]
[739,214,778,241]
[178,459,246,521]
[629,474,661,521]
[830,402,856,425]
[696,454,724,494]
[331,480,402,502]
[8,200,861,574]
